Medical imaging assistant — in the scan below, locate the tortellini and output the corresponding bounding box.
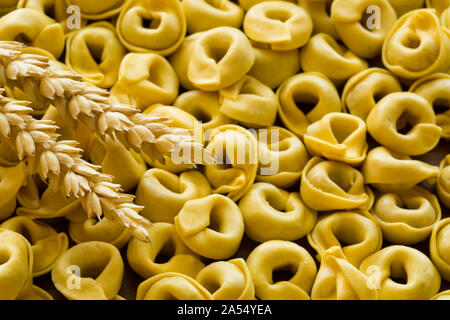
[430,218,450,281]
[174,90,234,132]
[0,0,18,16]
[331,0,397,58]
[182,0,244,33]
[362,147,440,192]
[431,290,450,300]
[246,240,317,300]
[382,9,450,79]
[256,126,309,188]
[371,186,441,244]
[69,217,131,250]
[243,1,313,50]
[301,157,374,211]
[89,136,147,193]
[388,0,425,16]
[277,72,341,137]
[366,92,441,156]
[300,0,338,39]
[204,125,258,201]
[360,246,441,300]
[307,211,382,267]
[248,43,300,90]
[20,285,54,300]
[65,22,126,88]
[410,73,450,139]
[0,229,33,300]
[342,68,402,120]
[136,272,212,300]
[0,8,64,58]
[52,242,124,300]
[127,222,204,279]
[437,154,450,208]
[300,33,368,86]
[66,0,125,19]
[135,168,211,223]
[311,246,378,300]
[174,194,244,260]
[239,183,317,242]
[219,75,279,127]
[195,258,255,300]
[117,0,186,56]
[0,162,27,221]
[303,113,368,165]
[426,0,450,17]
[1,217,68,277]
[111,53,179,109]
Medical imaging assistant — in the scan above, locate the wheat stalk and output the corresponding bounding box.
[0,89,153,241]
[0,41,211,165]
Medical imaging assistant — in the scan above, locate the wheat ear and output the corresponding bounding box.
[0,89,152,241]
[0,41,213,165]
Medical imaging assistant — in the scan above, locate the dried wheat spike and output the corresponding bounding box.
[0,41,215,166]
[0,89,152,242]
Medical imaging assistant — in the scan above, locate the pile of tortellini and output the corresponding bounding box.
[0,0,449,300]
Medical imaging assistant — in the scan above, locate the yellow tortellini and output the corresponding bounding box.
[0,8,64,58]
[304,113,368,166]
[174,194,244,260]
[135,168,211,223]
[311,246,378,300]
[117,0,186,55]
[52,241,124,300]
[300,157,374,211]
[437,154,450,208]
[66,0,125,19]
[248,42,300,90]
[277,72,341,137]
[382,9,450,80]
[342,68,402,121]
[111,53,179,109]
[0,229,33,300]
[307,211,382,267]
[300,33,368,86]
[362,147,440,192]
[300,0,338,39]
[442,7,450,30]
[246,240,317,300]
[426,0,450,17]
[238,0,297,11]
[239,182,317,242]
[195,258,255,300]
[65,22,126,88]
[69,217,131,250]
[1,217,68,277]
[410,73,450,139]
[204,125,258,201]
[431,290,450,300]
[331,0,397,58]
[182,0,244,33]
[366,93,441,156]
[371,186,441,245]
[0,0,18,16]
[127,222,205,279]
[243,1,313,50]
[186,27,255,91]
[0,162,27,221]
[360,246,441,300]
[19,285,54,300]
[388,0,425,16]
[89,136,147,193]
[136,272,213,300]
[219,75,279,127]
[174,90,235,132]
[256,126,309,188]
[430,218,450,281]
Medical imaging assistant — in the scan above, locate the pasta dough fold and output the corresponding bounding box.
[239,182,317,242]
[307,211,382,267]
[437,155,450,208]
[127,222,205,279]
[0,162,27,221]
[430,218,450,281]
[246,240,317,300]
[174,194,244,260]
[300,0,338,39]
[304,113,368,165]
[300,157,374,211]
[360,246,441,300]
[66,0,125,19]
